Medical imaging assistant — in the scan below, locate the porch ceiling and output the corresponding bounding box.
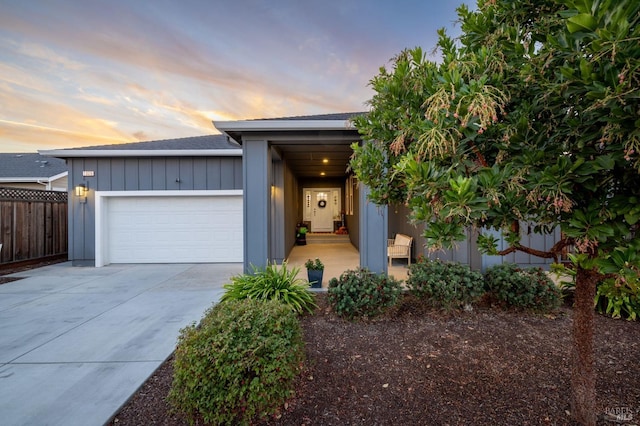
[213,119,363,179]
[276,142,353,178]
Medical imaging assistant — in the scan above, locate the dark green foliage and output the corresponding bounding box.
[595,279,640,321]
[169,299,304,425]
[220,262,317,314]
[485,263,561,312]
[594,243,640,320]
[406,258,484,309]
[304,258,324,270]
[328,267,402,319]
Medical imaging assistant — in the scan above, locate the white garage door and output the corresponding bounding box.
[106,195,243,263]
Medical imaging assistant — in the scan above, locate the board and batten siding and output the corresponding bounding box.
[68,156,242,265]
[481,224,561,270]
[389,204,560,271]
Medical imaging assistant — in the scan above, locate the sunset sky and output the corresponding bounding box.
[0,0,467,152]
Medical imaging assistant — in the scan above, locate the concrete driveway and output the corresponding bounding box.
[0,262,242,426]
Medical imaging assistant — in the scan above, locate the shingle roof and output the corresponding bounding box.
[70,134,239,151]
[0,153,67,178]
[44,113,365,156]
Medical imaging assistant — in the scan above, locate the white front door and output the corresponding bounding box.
[311,190,334,232]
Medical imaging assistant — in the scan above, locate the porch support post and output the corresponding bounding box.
[242,139,271,273]
[359,183,388,274]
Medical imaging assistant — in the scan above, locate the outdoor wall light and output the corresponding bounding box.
[75,183,87,203]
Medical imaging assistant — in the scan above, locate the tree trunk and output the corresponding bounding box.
[571,266,597,425]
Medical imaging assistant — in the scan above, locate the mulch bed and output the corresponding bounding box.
[109,293,640,425]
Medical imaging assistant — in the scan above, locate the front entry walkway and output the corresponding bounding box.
[286,243,358,288]
[286,243,409,287]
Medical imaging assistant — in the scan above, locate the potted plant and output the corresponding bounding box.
[296,224,308,245]
[305,258,324,288]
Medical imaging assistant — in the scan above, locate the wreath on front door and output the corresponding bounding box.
[317,199,327,208]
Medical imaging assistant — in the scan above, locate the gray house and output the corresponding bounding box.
[41,112,558,272]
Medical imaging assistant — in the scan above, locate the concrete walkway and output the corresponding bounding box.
[0,262,242,426]
[285,243,410,287]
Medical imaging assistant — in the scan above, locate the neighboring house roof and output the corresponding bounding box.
[0,153,67,181]
[40,134,242,158]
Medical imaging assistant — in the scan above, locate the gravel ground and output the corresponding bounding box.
[109,293,640,426]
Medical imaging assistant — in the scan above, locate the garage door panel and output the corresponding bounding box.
[107,196,243,264]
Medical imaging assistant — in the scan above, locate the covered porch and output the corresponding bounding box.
[214,113,391,276]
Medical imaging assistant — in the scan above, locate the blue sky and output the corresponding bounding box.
[0,0,468,152]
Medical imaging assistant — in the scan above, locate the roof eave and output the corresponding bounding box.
[213,119,357,133]
[0,177,52,183]
[49,171,69,181]
[39,149,243,158]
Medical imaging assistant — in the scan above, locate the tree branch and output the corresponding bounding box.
[469,141,488,167]
[497,237,574,263]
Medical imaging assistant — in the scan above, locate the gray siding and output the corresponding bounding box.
[359,183,388,274]
[482,224,561,270]
[421,228,477,266]
[242,140,271,272]
[85,157,242,192]
[68,156,242,265]
[389,203,561,271]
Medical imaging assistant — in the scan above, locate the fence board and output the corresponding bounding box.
[0,187,68,264]
[45,203,52,255]
[0,203,13,263]
[15,202,27,260]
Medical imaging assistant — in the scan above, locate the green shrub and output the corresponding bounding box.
[484,263,561,311]
[328,267,402,319]
[406,259,484,309]
[220,262,317,314]
[169,299,304,425]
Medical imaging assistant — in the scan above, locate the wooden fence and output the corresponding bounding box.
[0,187,68,264]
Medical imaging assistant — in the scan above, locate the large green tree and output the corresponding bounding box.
[350,0,639,424]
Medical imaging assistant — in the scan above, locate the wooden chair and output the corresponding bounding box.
[387,233,413,266]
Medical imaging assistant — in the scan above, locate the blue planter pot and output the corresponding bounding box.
[307,269,323,288]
